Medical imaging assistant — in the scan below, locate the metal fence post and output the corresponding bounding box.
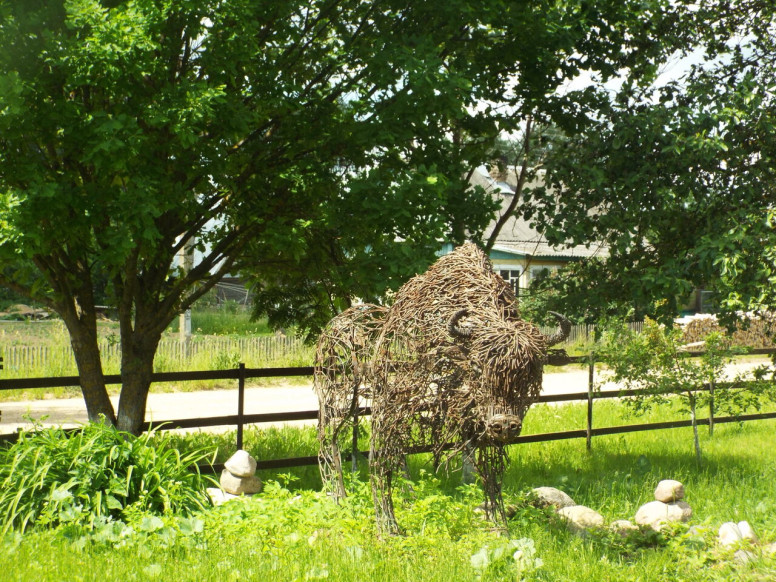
[586,356,594,451]
[237,363,246,450]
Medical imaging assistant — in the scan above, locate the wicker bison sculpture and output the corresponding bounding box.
[314,243,570,533]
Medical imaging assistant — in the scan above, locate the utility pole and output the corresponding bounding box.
[178,238,194,343]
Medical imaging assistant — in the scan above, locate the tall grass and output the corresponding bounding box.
[0,318,314,400]
[3,406,775,581]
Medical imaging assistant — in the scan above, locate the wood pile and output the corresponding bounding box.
[677,313,776,349]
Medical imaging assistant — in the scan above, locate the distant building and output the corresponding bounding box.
[441,166,607,296]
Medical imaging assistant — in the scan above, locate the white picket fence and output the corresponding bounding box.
[1,323,643,376]
[1,335,313,376]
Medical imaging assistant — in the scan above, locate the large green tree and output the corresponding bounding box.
[521,1,776,324]
[0,0,709,433]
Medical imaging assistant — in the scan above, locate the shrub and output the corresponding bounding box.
[0,421,217,533]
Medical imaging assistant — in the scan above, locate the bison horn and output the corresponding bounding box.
[545,311,571,346]
[448,309,473,338]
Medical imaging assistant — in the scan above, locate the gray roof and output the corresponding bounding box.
[472,166,607,260]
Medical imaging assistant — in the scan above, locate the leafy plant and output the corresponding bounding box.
[597,317,766,464]
[470,537,543,580]
[0,421,216,533]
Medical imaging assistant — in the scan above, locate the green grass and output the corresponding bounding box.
[4,399,775,581]
[0,315,314,400]
[167,303,274,336]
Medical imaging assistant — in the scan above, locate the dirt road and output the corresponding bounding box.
[0,359,769,435]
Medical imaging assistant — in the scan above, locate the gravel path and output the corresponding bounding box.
[0,359,769,435]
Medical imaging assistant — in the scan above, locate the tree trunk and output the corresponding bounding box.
[68,322,117,425]
[117,332,162,434]
[55,278,116,426]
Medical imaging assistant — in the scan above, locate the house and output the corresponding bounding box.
[442,165,607,296]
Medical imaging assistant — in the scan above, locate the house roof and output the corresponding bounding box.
[472,166,607,261]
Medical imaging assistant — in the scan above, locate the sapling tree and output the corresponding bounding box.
[597,318,762,465]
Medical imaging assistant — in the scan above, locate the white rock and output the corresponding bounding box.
[224,449,257,478]
[220,469,263,495]
[530,487,576,509]
[736,521,758,543]
[557,505,605,535]
[673,500,692,521]
[654,480,685,503]
[634,500,691,530]
[610,519,639,538]
[734,549,756,564]
[764,542,776,556]
[718,522,743,547]
[207,487,239,506]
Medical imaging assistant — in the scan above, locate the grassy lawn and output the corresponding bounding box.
[3,399,775,581]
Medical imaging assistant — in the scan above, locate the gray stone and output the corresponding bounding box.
[634,500,691,531]
[207,487,239,506]
[610,519,639,538]
[734,549,756,564]
[736,520,758,543]
[224,449,257,478]
[718,522,743,547]
[673,500,692,521]
[473,502,518,518]
[530,486,576,509]
[654,479,685,503]
[220,469,263,495]
[558,505,605,535]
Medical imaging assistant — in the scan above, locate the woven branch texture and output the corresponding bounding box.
[315,243,561,532]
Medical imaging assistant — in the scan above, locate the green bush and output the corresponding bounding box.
[0,422,217,533]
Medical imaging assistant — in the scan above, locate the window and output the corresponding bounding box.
[529,265,559,282]
[498,269,522,296]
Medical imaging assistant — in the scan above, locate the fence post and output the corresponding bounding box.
[236,363,246,450]
[708,381,715,436]
[586,356,594,451]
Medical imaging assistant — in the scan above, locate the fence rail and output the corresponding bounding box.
[1,351,775,473]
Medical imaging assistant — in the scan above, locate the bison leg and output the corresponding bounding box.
[317,403,348,500]
[369,442,402,535]
[473,446,508,529]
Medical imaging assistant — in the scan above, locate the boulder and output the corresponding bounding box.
[530,486,576,510]
[673,500,693,521]
[207,487,239,506]
[737,521,758,543]
[557,505,605,535]
[654,480,685,503]
[220,469,263,495]
[474,502,518,518]
[610,519,639,538]
[734,550,756,564]
[224,449,257,478]
[718,521,757,547]
[634,500,691,530]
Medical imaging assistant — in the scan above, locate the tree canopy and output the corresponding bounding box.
[520,1,776,324]
[0,0,733,432]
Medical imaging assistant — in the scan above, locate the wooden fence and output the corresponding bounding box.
[0,323,627,375]
[1,350,775,473]
[0,335,312,376]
